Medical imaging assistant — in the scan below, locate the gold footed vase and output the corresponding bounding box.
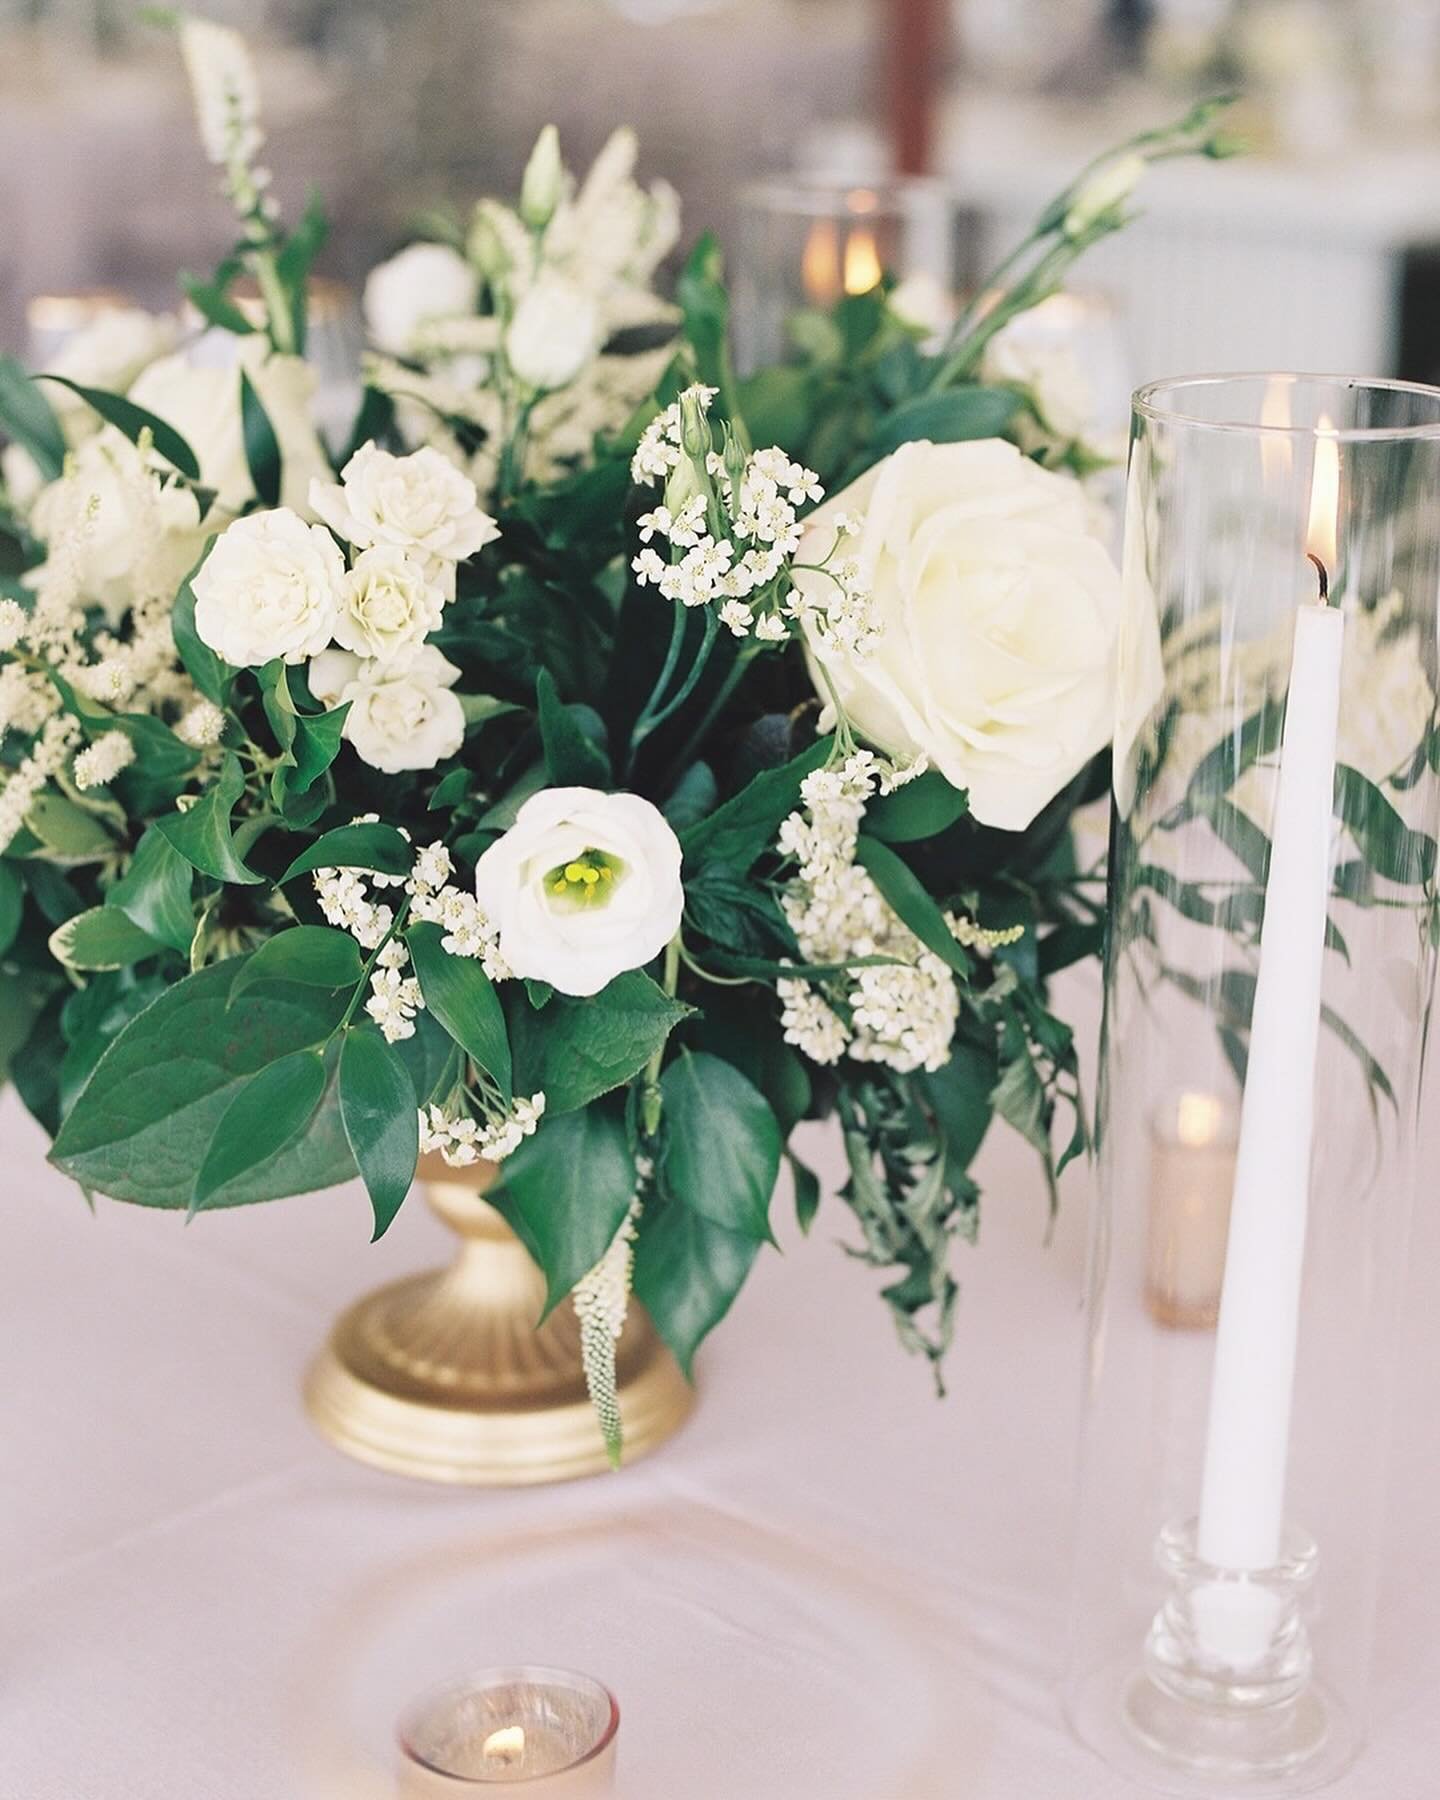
[304,1156,694,1485]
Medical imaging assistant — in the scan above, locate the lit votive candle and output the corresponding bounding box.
[398,1667,618,1795]
[1145,1092,1239,1330]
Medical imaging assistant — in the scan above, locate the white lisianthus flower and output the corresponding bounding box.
[363,243,480,358]
[1064,152,1146,238]
[794,438,1124,831]
[309,444,500,564]
[192,508,345,668]
[474,787,684,997]
[332,545,447,665]
[29,432,202,625]
[310,644,465,774]
[505,274,603,392]
[129,338,332,516]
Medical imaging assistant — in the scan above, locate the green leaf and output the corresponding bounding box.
[229,925,365,1005]
[1334,763,1436,885]
[866,770,969,843]
[106,824,194,952]
[495,1105,636,1315]
[0,355,65,480]
[506,969,690,1114]
[192,1047,328,1213]
[107,713,201,815]
[676,233,733,402]
[172,557,233,705]
[51,958,353,1207]
[632,1198,760,1377]
[428,767,471,812]
[37,375,201,481]
[407,920,513,1104]
[854,835,971,978]
[279,821,414,885]
[1176,702,1284,820]
[23,792,117,861]
[0,860,23,957]
[49,905,163,972]
[659,1052,781,1243]
[180,271,257,337]
[789,1151,821,1235]
[155,752,263,885]
[922,1033,999,1172]
[869,386,1021,457]
[536,669,610,786]
[663,762,717,832]
[289,704,349,796]
[240,369,282,508]
[339,1027,419,1240]
[680,734,833,872]
[394,1008,464,1108]
[460,693,524,730]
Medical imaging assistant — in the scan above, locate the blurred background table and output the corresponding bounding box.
[4,968,1440,1799]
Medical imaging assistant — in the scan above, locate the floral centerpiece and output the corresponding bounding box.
[0,17,1238,1458]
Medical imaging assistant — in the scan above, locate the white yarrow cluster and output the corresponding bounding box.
[418,1093,547,1167]
[777,750,959,1075]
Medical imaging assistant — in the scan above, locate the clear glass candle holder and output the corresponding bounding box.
[730,174,953,375]
[1067,374,1440,1793]
[398,1666,618,1794]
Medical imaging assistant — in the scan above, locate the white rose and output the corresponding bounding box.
[474,786,684,997]
[28,431,202,625]
[312,643,465,774]
[981,320,1096,447]
[794,438,1124,831]
[128,337,333,516]
[1064,152,1146,238]
[888,272,956,344]
[309,443,500,564]
[363,243,480,357]
[192,507,344,668]
[332,545,446,665]
[505,274,602,392]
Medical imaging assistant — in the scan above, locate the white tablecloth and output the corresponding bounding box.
[5,991,1440,1799]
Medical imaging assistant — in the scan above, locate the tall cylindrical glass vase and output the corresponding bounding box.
[1067,374,1440,1793]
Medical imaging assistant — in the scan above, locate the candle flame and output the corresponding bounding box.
[842,226,883,296]
[800,219,841,307]
[1306,415,1340,578]
[482,1726,526,1765]
[1176,1091,1224,1149]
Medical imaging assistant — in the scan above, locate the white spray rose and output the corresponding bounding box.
[310,644,465,774]
[794,438,1124,832]
[473,786,684,997]
[309,443,500,564]
[363,243,480,358]
[128,338,332,516]
[332,545,447,665]
[505,274,603,392]
[192,507,344,668]
[981,319,1097,448]
[1064,152,1146,238]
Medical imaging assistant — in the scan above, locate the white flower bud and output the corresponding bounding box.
[519,125,565,231]
[504,274,602,392]
[1064,152,1146,238]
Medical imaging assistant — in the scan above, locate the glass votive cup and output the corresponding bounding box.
[1144,1090,1239,1330]
[397,1666,619,1795]
[25,287,139,367]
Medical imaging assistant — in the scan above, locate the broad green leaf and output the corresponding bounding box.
[288,705,349,796]
[49,905,162,972]
[659,1052,781,1243]
[228,925,365,1004]
[279,821,414,885]
[23,792,117,861]
[506,969,690,1114]
[0,969,55,1083]
[108,713,201,815]
[339,1027,419,1240]
[789,1151,821,1235]
[495,1105,636,1315]
[691,990,811,1134]
[180,272,257,336]
[1334,763,1436,886]
[866,770,969,843]
[407,920,512,1103]
[922,1033,999,1172]
[428,768,470,812]
[155,752,263,885]
[51,958,353,1207]
[192,1047,327,1212]
[106,825,194,952]
[58,970,167,1118]
[460,694,523,730]
[680,734,833,872]
[684,868,796,959]
[536,669,610,786]
[1176,702,1284,820]
[394,1008,464,1108]
[240,369,282,508]
[0,355,65,480]
[990,1046,1048,1157]
[172,558,233,705]
[868,386,1021,457]
[0,860,23,957]
[854,835,971,978]
[632,1197,760,1377]
[38,375,201,481]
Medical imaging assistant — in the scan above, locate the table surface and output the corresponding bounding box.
[5,979,1440,1800]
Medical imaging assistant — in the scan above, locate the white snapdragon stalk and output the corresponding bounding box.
[309,644,466,774]
[310,444,500,565]
[473,787,684,997]
[192,507,345,667]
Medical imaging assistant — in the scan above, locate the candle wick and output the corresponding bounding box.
[1305,551,1332,606]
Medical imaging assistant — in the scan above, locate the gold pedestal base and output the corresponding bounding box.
[305,1161,693,1486]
